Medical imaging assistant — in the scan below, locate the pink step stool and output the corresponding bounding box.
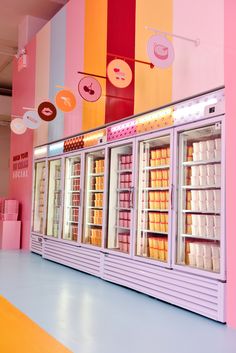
[0,221,21,250]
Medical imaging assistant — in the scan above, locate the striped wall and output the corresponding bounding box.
[9,0,224,252]
[29,0,175,146]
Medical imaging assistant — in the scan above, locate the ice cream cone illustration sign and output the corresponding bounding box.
[107,59,132,88]
[55,90,76,112]
[147,35,174,68]
[78,76,102,102]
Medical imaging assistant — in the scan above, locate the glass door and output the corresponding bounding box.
[46,159,62,238]
[63,155,81,241]
[32,160,46,234]
[82,149,105,247]
[106,143,134,254]
[176,123,222,275]
[136,134,172,264]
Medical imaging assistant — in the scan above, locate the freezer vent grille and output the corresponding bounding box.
[103,254,225,322]
[43,239,101,277]
[31,235,43,255]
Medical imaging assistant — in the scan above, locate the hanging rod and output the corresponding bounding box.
[145,26,200,46]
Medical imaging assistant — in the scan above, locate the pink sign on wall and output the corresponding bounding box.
[147,35,175,68]
[12,152,29,179]
[78,76,102,102]
[107,59,133,88]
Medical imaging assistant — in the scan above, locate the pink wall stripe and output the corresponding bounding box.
[225,0,236,328]
[64,0,85,137]
[9,39,36,250]
[34,22,51,147]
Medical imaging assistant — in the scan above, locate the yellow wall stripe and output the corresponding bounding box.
[82,0,108,131]
[134,0,173,114]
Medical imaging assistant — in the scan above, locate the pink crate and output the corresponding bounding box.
[1,213,18,221]
[4,200,19,214]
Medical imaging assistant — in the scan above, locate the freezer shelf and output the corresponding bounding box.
[83,150,105,247]
[136,135,171,263]
[176,124,222,274]
[32,161,46,234]
[107,143,133,255]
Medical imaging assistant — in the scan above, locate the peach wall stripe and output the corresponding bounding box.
[82,0,107,131]
[134,0,172,114]
[34,23,51,147]
[64,0,85,138]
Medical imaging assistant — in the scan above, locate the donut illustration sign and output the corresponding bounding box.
[147,35,174,69]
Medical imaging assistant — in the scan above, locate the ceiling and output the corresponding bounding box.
[0,0,68,95]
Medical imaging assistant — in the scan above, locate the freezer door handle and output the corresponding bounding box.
[79,189,81,207]
[130,187,134,208]
[171,184,174,210]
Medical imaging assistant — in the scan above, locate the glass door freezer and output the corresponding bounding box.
[135,131,173,266]
[46,158,63,238]
[32,160,46,234]
[173,118,225,279]
[82,148,106,247]
[106,140,135,255]
[62,155,81,242]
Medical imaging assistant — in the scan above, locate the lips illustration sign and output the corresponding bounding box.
[147,35,174,68]
[38,101,57,121]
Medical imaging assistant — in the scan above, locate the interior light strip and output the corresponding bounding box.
[110,120,136,133]
[49,141,64,152]
[173,97,218,121]
[34,146,47,157]
[84,131,105,142]
[136,107,173,125]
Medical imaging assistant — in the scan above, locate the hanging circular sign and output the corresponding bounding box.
[55,90,76,112]
[10,118,27,135]
[147,35,175,68]
[22,110,41,129]
[107,59,132,88]
[78,76,102,102]
[38,101,57,121]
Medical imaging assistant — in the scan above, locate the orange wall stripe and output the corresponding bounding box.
[82,0,108,131]
[134,0,173,114]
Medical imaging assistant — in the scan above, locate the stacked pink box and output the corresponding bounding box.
[119,211,131,228]
[119,154,133,170]
[0,199,19,221]
[118,233,130,253]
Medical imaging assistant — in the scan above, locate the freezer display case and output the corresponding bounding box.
[82,149,105,247]
[106,142,134,254]
[32,161,46,234]
[63,156,81,241]
[136,134,172,263]
[46,159,62,238]
[176,122,222,275]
